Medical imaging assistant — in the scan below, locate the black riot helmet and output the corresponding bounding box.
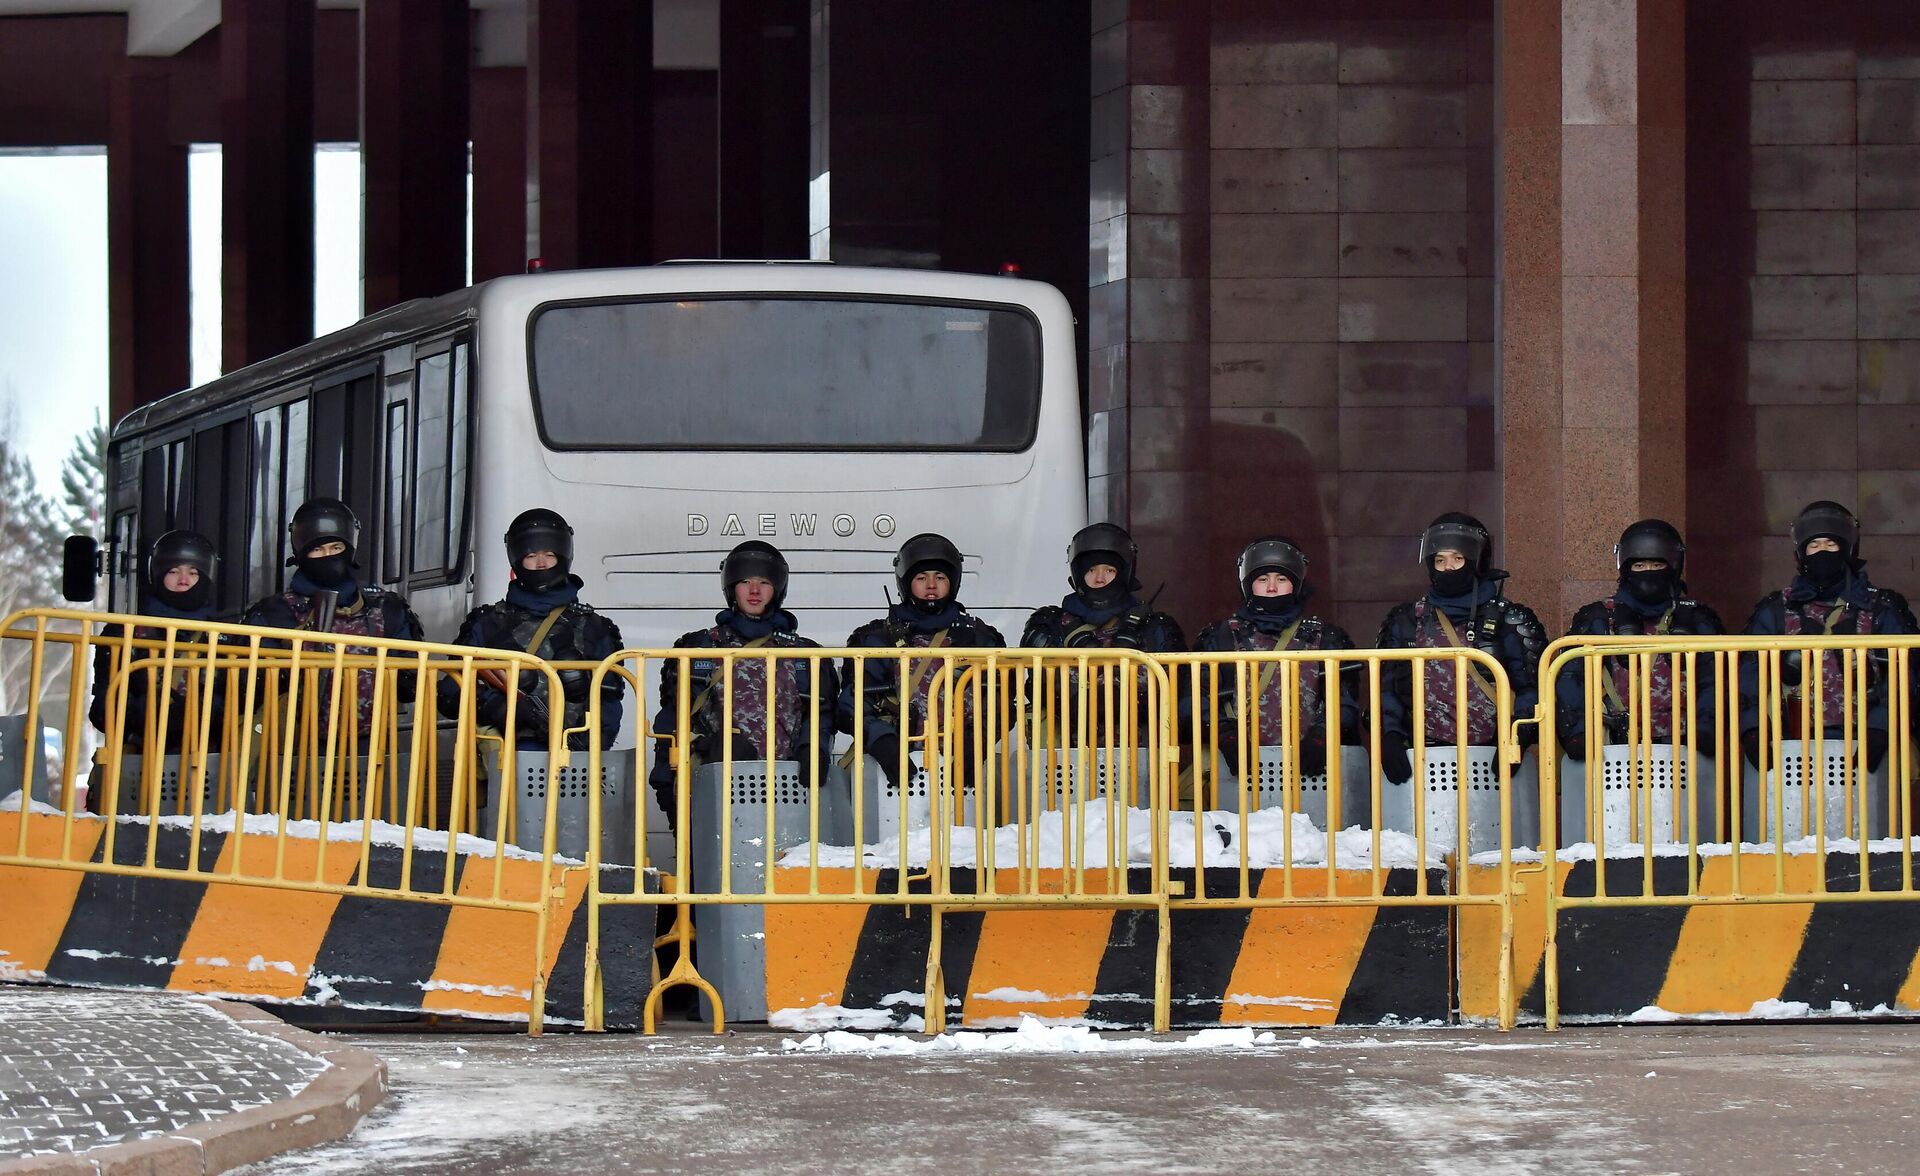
[1790,500,1861,566]
[147,530,217,612]
[1418,512,1493,577]
[721,540,789,611]
[1615,519,1685,575]
[893,532,963,611]
[1236,536,1309,605]
[505,508,575,594]
[1067,522,1141,607]
[287,497,361,564]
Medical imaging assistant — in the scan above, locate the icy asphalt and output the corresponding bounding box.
[233,1020,1920,1175]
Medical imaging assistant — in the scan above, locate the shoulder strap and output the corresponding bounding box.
[1431,610,1498,703]
[523,606,568,656]
[1252,618,1304,699]
[904,628,951,702]
[688,633,773,718]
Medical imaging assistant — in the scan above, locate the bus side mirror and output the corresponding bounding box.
[62,536,99,603]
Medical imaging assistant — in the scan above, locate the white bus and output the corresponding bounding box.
[89,261,1085,686]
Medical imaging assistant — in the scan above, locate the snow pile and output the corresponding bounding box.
[782,1013,1281,1055]
[1474,833,1920,867]
[2,794,618,866]
[0,793,64,815]
[780,805,1440,871]
[1625,999,1899,1023]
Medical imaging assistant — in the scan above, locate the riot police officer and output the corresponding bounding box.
[840,533,1004,789]
[1739,501,1916,769]
[1376,513,1546,784]
[241,497,423,734]
[648,541,837,824]
[88,530,225,762]
[440,509,623,750]
[1021,523,1185,653]
[1556,520,1725,757]
[1194,536,1359,775]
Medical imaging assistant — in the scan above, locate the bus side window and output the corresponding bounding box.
[310,371,381,567]
[410,347,453,582]
[383,400,408,586]
[249,404,286,604]
[139,438,189,556]
[190,420,249,616]
[248,395,310,606]
[408,340,468,588]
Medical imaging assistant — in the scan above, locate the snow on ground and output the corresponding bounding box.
[1622,999,1901,1024]
[782,1015,1282,1054]
[780,805,1441,871]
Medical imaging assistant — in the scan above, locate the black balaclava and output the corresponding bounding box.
[288,498,360,589]
[1420,513,1491,599]
[1067,523,1139,612]
[1237,536,1309,618]
[506,508,575,595]
[148,530,217,613]
[1616,520,1685,607]
[1791,501,1860,595]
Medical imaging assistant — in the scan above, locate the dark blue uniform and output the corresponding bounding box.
[439,577,624,749]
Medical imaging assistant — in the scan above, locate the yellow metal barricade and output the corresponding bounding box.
[0,607,573,1033]
[1536,632,1920,1029]
[584,646,1178,1035]
[1161,647,1531,1030]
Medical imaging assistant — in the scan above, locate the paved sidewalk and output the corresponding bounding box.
[0,987,384,1174]
[246,1020,1920,1175]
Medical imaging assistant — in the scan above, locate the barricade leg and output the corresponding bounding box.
[642,876,723,1035]
[923,905,948,1036]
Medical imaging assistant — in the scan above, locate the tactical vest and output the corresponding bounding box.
[1214,616,1332,745]
[689,627,815,760]
[1411,600,1501,745]
[493,603,608,729]
[279,589,393,738]
[1782,596,1873,730]
[868,621,984,738]
[1597,600,1690,742]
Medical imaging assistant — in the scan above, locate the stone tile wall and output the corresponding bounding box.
[1092,1,1496,639]
[1688,2,1920,620]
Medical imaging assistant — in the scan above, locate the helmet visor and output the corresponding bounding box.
[1239,538,1307,585]
[508,524,574,566]
[1418,522,1487,568]
[1615,528,1682,571]
[1790,505,1859,553]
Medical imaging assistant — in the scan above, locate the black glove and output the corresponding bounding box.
[1297,729,1327,777]
[868,733,912,788]
[566,730,591,752]
[1779,650,1803,689]
[1867,728,1889,773]
[1379,732,1413,785]
[475,687,510,731]
[1562,730,1588,762]
[727,734,762,763]
[1516,722,1538,750]
[557,668,592,703]
[1740,729,1762,768]
[516,691,553,733]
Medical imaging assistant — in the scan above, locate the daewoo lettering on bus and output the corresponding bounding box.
[72,263,1085,827]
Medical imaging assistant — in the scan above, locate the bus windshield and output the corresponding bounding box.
[528,295,1042,451]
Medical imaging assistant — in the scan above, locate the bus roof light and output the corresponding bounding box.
[997,262,1021,277]
[527,257,549,273]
